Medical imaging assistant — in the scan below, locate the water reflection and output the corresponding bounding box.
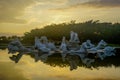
[9,49,120,71]
[0,49,120,80]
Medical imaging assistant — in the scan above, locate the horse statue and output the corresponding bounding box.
[89,40,107,51]
[96,46,116,60]
[82,40,95,49]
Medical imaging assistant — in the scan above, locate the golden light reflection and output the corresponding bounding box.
[0,49,120,80]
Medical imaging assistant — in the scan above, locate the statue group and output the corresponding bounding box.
[8,31,116,70]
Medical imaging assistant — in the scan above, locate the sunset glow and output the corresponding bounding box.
[0,0,120,35]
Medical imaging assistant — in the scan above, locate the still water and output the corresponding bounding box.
[0,49,120,80]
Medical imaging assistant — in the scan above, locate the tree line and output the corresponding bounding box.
[0,20,120,45]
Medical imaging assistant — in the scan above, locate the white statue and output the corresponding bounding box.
[69,31,80,43]
[104,46,115,56]
[40,36,48,44]
[59,37,68,61]
[47,41,56,50]
[69,43,94,67]
[8,38,33,63]
[70,31,75,42]
[97,46,116,60]
[60,36,67,51]
[34,37,50,53]
[8,38,31,54]
[74,32,80,43]
[90,40,107,51]
[85,40,95,49]
[7,31,117,69]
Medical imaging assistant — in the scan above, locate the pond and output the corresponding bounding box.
[0,49,120,80]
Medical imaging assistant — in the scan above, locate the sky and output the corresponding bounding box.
[0,0,120,36]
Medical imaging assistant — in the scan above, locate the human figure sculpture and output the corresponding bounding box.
[47,41,56,50]
[85,40,95,49]
[8,38,33,63]
[8,38,31,54]
[59,37,68,61]
[34,37,50,53]
[69,31,75,42]
[70,43,95,67]
[7,31,117,70]
[73,32,80,43]
[69,31,80,43]
[40,36,48,45]
[60,36,67,51]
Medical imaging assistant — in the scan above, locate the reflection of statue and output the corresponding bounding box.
[59,37,68,61]
[66,55,79,71]
[9,53,24,63]
[35,52,53,62]
[69,31,80,43]
[8,38,34,63]
[77,43,95,67]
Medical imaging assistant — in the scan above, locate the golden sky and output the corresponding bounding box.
[0,0,120,36]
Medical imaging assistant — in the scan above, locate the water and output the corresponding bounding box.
[0,49,120,80]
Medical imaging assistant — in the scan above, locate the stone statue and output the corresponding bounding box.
[97,46,116,60]
[7,31,117,70]
[60,36,67,51]
[34,37,50,53]
[8,38,31,54]
[69,31,80,43]
[8,38,33,63]
[40,36,48,44]
[90,40,107,51]
[69,31,75,42]
[86,40,95,48]
[47,41,56,50]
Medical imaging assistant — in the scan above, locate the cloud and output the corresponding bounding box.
[0,0,35,23]
[82,0,120,8]
[50,0,120,11]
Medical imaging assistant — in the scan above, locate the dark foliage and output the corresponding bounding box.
[22,20,120,44]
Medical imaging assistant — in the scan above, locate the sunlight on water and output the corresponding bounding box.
[0,49,120,80]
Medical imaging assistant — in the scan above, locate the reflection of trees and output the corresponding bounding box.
[9,48,120,70]
[43,54,120,69]
[45,54,69,67]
